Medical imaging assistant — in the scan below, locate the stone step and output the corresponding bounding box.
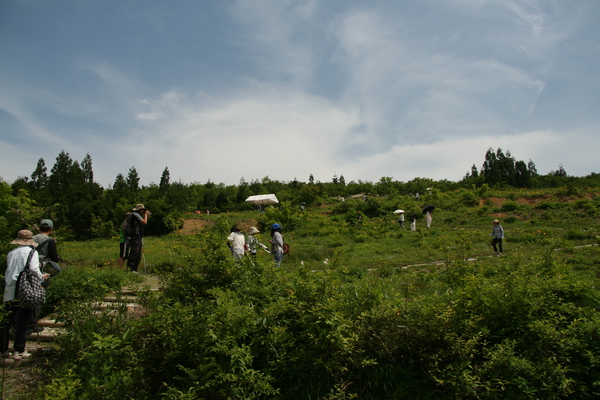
[120,288,160,296]
[1,342,57,367]
[4,285,154,368]
[102,295,139,303]
[93,301,143,311]
[37,316,64,328]
[26,326,65,342]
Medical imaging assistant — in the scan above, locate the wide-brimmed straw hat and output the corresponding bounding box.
[10,230,37,246]
[248,227,260,235]
[493,219,500,223]
[133,204,146,211]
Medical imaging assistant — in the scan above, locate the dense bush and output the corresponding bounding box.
[41,234,600,399]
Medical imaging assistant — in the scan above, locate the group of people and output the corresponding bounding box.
[227,223,286,267]
[397,211,431,231]
[2,219,61,360]
[397,211,505,254]
[397,211,420,231]
[2,202,505,361]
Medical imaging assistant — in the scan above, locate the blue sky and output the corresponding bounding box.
[1,0,599,188]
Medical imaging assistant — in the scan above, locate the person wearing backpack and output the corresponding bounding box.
[269,223,285,267]
[30,219,61,334]
[126,204,149,273]
[117,212,132,269]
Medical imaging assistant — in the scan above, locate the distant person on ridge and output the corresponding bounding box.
[398,211,405,229]
[425,211,432,228]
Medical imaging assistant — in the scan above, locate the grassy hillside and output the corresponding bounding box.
[28,187,600,399]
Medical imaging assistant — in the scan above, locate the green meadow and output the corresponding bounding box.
[25,187,600,399]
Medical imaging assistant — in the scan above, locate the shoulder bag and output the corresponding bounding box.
[16,249,46,308]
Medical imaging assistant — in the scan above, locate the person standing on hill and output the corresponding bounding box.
[32,219,60,267]
[425,211,432,228]
[127,204,149,273]
[227,226,246,260]
[2,230,49,360]
[117,212,132,269]
[30,219,60,334]
[269,223,285,267]
[247,226,268,257]
[410,212,417,231]
[491,219,504,254]
[398,212,405,229]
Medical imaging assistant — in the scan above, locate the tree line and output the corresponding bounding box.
[2,148,598,240]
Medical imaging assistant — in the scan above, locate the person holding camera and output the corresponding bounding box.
[127,204,150,273]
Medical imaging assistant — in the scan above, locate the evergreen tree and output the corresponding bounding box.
[236,177,249,204]
[527,159,538,177]
[81,153,94,183]
[514,160,532,188]
[31,158,48,192]
[48,150,74,203]
[159,167,171,191]
[126,167,140,192]
[553,164,568,178]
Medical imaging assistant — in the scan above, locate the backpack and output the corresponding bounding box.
[35,238,51,264]
[121,214,135,237]
[282,242,290,255]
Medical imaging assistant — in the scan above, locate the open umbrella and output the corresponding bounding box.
[393,209,404,214]
[245,194,279,205]
[422,205,435,214]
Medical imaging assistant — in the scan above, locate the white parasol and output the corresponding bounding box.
[245,194,279,205]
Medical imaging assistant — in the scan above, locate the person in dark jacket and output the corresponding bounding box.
[127,204,150,273]
[30,219,61,333]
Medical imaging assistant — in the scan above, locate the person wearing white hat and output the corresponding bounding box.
[246,227,269,257]
[1,230,49,360]
[491,219,504,254]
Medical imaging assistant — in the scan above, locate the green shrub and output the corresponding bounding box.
[501,201,519,212]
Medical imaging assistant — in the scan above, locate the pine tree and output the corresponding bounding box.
[159,167,171,191]
[82,153,94,183]
[31,158,48,192]
[126,167,140,192]
[514,160,532,188]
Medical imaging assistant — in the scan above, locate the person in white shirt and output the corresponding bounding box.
[227,226,246,260]
[1,230,48,360]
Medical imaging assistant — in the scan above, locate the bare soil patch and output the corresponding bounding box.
[176,217,259,235]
